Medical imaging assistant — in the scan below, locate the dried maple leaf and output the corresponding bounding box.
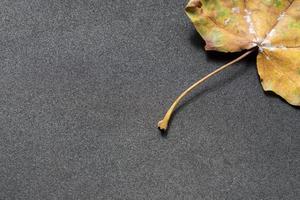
[158,0,300,131]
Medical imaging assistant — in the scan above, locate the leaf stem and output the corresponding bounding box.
[158,49,255,131]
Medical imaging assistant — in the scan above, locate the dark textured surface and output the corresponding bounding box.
[0,0,299,199]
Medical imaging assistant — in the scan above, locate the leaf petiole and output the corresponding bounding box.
[158,48,256,131]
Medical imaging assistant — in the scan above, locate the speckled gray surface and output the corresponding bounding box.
[0,0,299,199]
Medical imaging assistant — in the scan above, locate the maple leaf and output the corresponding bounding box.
[158,0,300,131]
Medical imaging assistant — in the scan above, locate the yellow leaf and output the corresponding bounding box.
[186,0,300,106]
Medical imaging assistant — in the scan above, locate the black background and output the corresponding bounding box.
[0,0,299,199]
